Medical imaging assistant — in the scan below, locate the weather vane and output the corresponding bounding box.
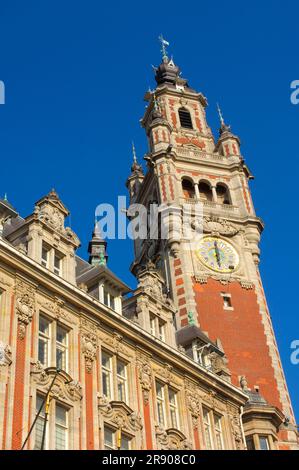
[158,34,170,61]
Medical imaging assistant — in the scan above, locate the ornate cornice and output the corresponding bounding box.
[98,396,143,432]
[30,362,82,402]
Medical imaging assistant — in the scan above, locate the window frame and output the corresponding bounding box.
[155,381,180,430]
[103,424,132,450]
[37,313,70,373]
[202,406,225,450]
[178,107,193,129]
[101,349,129,404]
[34,394,70,450]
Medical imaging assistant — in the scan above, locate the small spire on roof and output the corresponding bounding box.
[4,193,7,201]
[88,220,108,267]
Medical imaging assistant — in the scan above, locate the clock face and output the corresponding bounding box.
[196,236,239,273]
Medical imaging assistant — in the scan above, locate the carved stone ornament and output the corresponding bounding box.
[36,202,80,247]
[30,362,82,402]
[209,352,231,382]
[15,279,36,339]
[155,425,192,450]
[137,355,153,404]
[0,341,12,367]
[137,271,164,302]
[39,297,71,322]
[185,383,201,428]
[201,216,239,237]
[80,318,98,373]
[98,396,143,432]
[156,364,180,386]
[227,404,244,450]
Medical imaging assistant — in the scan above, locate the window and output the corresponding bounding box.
[102,287,117,311]
[203,407,225,450]
[38,316,51,367]
[41,244,50,268]
[101,351,128,403]
[156,381,165,427]
[103,426,131,450]
[104,426,114,450]
[116,359,127,402]
[149,315,166,341]
[259,436,270,450]
[35,394,69,450]
[155,382,179,429]
[55,404,68,450]
[54,253,62,276]
[178,108,193,129]
[150,316,156,336]
[203,407,213,450]
[168,388,178,428]
[214,413,224,450]
[38,314,69,372]
[34,395,47,450]
[56,325,68,370]
[102,351,113,399]
[246,436,255,450]
[221,293,233,310]
[158,322,165,341]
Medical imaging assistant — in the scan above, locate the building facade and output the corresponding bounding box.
[0,49,298,450]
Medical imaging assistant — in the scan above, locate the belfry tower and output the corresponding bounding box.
[127,40,298,449]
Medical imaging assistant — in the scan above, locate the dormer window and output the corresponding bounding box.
[150,314,165,341]
[41,243,50,268]
[54,252,63,276]
[103,288,116,310]
[41,244,64,277]
[178,107,193,129]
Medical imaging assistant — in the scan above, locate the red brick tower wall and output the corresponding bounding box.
[193,278,282,410]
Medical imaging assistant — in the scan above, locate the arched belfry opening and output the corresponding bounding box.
[198,181,213,202]
[216,184,231,205]
[182,179,195,199]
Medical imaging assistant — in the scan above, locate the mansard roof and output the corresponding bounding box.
[76,257,131,294]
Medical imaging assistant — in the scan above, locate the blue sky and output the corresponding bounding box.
[1,1,298,421]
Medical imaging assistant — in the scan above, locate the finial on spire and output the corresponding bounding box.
[132,141,137,164]
[217,103,232,135]
[217,102,225,126]
[158,34,170,62]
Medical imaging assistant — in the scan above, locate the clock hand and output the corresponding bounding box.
[214,241,221,267]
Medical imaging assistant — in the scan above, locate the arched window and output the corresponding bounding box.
[216,184,231,205]
[182,179,195,199]
[178,108,193,129]
[198,182,213,202]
